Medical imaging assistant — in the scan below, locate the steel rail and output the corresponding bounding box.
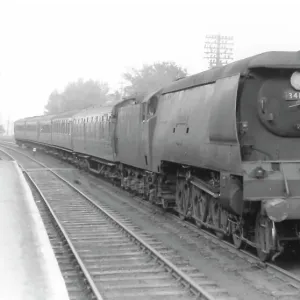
[0,145,218,300]
[2,142,300,284]
[4,141,300,293]
[137,188,300,285]
[25,172,104,300]
[0,147,104,300]
[0,146,15,160]
[2,143,300,285]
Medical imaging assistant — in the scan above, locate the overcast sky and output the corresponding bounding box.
[0,0,300,123]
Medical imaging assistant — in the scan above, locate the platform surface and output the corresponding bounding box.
[0,160,69,300]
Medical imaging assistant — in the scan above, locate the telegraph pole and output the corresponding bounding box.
[204,34,234,69]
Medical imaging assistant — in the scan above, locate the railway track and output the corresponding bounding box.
[2,143,300,299]
[0,146,14,160]
[28,179,96,300]
[0,146,235,300]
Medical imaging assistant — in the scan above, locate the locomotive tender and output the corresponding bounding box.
[14,51,300,261]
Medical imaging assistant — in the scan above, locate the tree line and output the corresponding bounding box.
[44,62,187,114]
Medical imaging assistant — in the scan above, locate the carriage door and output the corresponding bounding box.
[141,102,149,169]
[84,118,87,151]
[37,122,41,140]
[109,114,118,159]
[142,95,158,170]
[68,119,71,146]
[71,119,75,149]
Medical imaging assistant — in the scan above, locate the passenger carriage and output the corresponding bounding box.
[38,114,56,145]
[52,110,79,152]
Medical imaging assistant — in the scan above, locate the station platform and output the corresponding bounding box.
[0,160,69,300]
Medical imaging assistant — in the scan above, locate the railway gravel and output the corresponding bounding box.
[28,179,92,300]
[2,143,300,299]
[26,168,235,300]
[0,147,14,160]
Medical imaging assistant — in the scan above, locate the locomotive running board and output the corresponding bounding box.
[90,157,115,166]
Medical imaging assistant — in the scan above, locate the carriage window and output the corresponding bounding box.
[41,124,50,133]
[148,96,158,117]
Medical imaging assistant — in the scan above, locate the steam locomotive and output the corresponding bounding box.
[14,51,300,261]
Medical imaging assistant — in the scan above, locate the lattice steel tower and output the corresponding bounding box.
[204,34,234,69]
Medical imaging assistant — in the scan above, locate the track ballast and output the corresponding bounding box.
[0,146,237,300]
